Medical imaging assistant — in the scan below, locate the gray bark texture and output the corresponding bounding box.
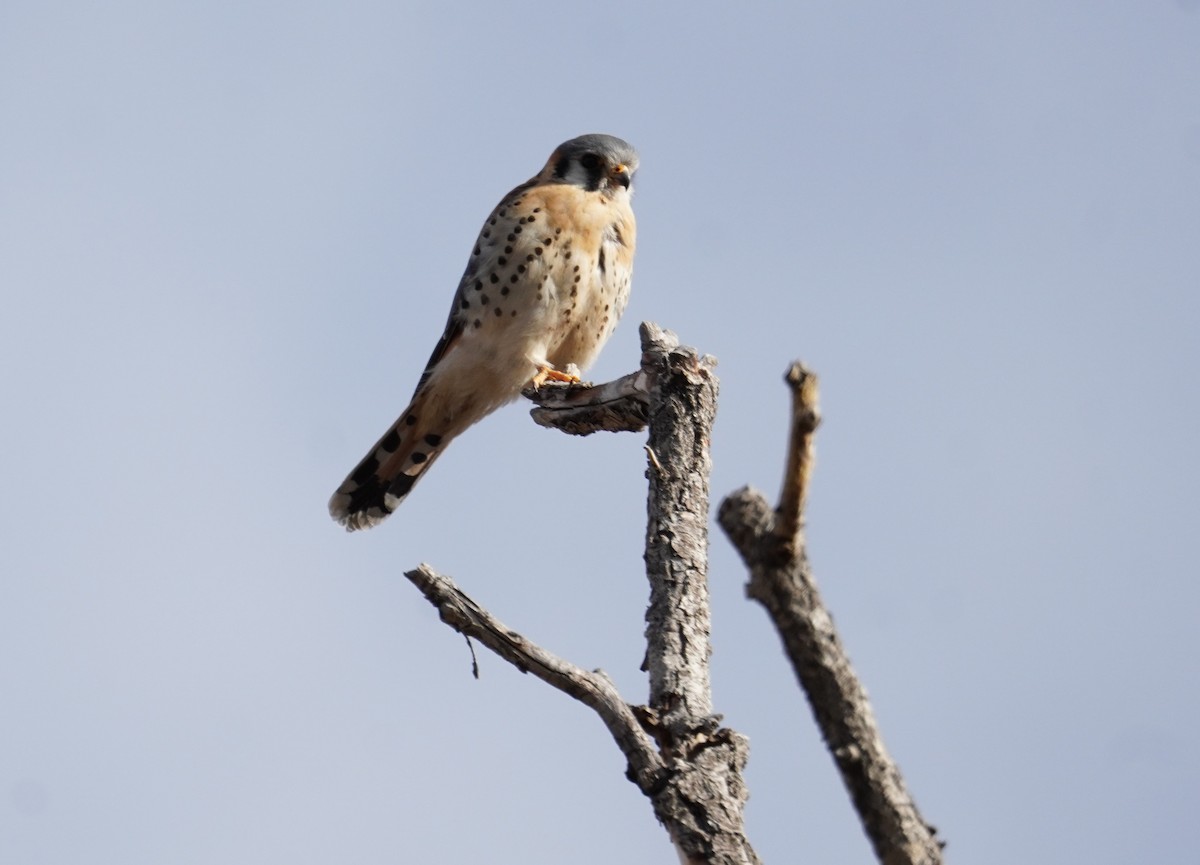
[717,363,944,865]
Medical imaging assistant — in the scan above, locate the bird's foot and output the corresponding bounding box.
[530,365,581,390]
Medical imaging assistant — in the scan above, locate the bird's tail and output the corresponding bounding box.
[328,391,452,531]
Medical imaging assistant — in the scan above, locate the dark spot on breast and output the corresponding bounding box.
[480,294,489,305]
[380,429,401,453]
[423,433,442,447]
[494,307,502,317]
[473,319,482,329]
[598,249,606,275]
[498,256,507,266]
[489,273,499,284]
[500,286,509,296]
[410,452,427,464]
[405,415,417,426]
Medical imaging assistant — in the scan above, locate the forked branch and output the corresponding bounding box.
[718,363,944,865]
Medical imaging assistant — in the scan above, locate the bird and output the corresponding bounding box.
[329,134,639,531]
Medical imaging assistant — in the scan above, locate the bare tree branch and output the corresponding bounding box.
[718,364,944,865]
[772,362,820,554]
[524,368,650,435]
[640,324,717,726]
[638,324,758,865]
[405,323,758,865]
[404,563,666,794]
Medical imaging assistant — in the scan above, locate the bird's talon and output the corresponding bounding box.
[531,366,581,390]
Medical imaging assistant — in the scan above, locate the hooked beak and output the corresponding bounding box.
[611,163,632,190]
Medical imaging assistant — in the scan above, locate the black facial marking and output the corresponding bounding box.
[580,152,604,191]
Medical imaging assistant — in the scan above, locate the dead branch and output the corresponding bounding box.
[717,363,944,865]
[408,323,758,865]
[523,367,650,435]
[404,563,666,793]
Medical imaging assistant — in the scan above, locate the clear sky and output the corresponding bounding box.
[3,2,1198,863]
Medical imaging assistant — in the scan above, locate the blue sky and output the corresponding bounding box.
[3,2,1198,862]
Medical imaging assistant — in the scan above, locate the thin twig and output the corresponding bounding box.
[773,362,821,553]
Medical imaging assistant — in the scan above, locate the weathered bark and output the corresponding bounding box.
[638,324,757,865]
[718,363,944,865]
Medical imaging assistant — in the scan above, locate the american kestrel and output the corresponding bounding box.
[329,134,639,531]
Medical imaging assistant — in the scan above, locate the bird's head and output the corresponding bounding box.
[544,134,638,197]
